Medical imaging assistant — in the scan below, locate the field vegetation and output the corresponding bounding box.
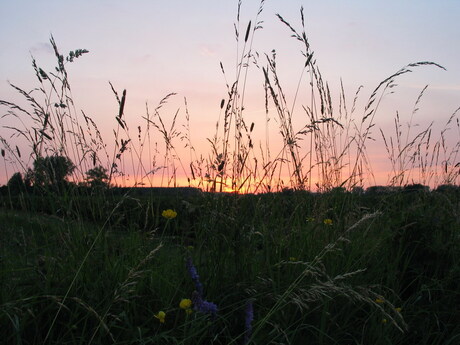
[1,1,459,344]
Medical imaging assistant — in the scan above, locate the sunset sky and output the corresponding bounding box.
[1,0,459,190]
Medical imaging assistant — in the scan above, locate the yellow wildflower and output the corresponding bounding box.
[395,307,402,313]
[323,218,333,226]
[375,297,385,304]
[381,318,388,324]
[162,209,177,219]
[179,298,192,310]
[154,311,166,323]
[306,217,315,223]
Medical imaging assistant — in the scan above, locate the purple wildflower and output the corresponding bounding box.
[186,257,204,296]
[192,291,218,317]
[186,257,218,318]
[244,301,254,344]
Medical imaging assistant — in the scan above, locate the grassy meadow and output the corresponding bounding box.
[1,186,460,344]
[1,1,460,344]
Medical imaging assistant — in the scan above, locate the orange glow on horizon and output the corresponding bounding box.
[98,162,459,193]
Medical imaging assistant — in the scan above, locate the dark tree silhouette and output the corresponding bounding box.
[7,172,26,194]
[32,155,75,191]
[85,165,109,188]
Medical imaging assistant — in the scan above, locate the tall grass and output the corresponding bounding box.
[1,188,459,344]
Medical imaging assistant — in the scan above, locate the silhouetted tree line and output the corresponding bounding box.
[1,154,458,197]
[1,154,109,196]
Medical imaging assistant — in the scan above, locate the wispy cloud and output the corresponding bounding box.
[134,54,154,64]
[29,42,53,55]
[199,45,218,57]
